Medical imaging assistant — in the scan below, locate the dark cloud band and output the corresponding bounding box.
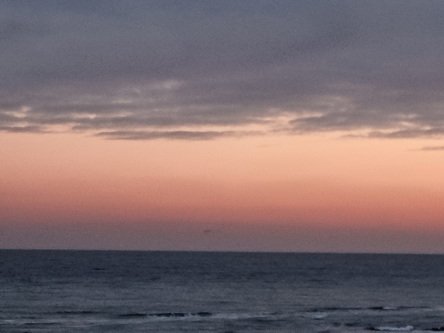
[1,1,444,140]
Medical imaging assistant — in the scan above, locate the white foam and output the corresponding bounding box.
[303,312,328,319]
[382,306,398,310]
[144,312,272,322]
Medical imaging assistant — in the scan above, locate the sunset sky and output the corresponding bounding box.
[2,0,444,253]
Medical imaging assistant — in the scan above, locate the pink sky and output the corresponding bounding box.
[2,132,444,253]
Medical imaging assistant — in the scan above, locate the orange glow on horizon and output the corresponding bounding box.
[2,132,444,252]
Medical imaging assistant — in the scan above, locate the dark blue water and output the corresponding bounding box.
[1,250,444,332]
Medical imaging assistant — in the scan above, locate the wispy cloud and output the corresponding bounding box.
[2,1,444,140]
[417,146,444,151]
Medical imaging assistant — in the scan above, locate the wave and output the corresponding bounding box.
[118,312,148,318]
[149,312,212,318]
[369,325,414,331]
[309,305,430,313]
[54,310,101,315]
[114,311,283,323]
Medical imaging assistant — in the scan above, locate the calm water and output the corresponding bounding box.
[0,250,444,332]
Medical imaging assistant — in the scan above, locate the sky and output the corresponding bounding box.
[1,0,444,253]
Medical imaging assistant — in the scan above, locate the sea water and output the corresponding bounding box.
[0,250,443,332]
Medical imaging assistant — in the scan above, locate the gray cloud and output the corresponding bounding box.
[96,130,236,140]
[1,1,444,139]
[0,125,43,133]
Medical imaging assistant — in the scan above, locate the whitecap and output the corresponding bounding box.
[303,312,328,319]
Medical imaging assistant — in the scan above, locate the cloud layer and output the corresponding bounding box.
[2,0,444,139]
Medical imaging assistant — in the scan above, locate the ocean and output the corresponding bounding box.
[0,250,443,332]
